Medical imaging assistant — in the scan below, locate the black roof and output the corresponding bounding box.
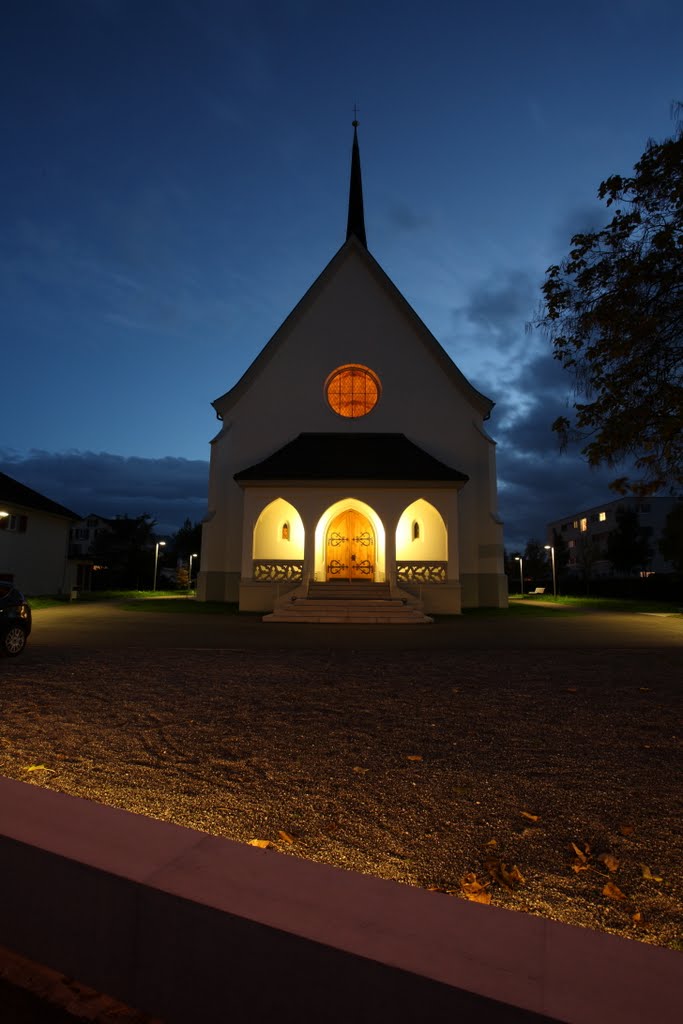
[0,471,79,519]
[234,433,468,484]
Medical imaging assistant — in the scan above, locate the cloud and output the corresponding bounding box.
[386,202,431,232]
[0,450,208,536]
[460,269,537,338]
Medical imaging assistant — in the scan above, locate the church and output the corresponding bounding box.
[197,124,507,619]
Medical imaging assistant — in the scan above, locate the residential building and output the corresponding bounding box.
[547,496,681,576]
[0,471,79,594]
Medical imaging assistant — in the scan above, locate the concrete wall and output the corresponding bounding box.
[0,778,678,1024]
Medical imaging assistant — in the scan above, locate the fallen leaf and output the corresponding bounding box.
[460,873,491,902]
[23,765,55,773]
[566,687,578,693]
[571,861,590,874]
[484,860,525,890]
[352,766,369,774]
[502,864,526,886]
[638,687,650,693]
[406,755,423,762]
[485,838,498,847]
[570,842,588,863]
[248,839,272,849]
[521,811,540,822]
[603,881,626,900]
[619,824,635,836]
[632,911,642,923]
[640,864,663,882]
[278,830,294,845]
[598,853,620,873]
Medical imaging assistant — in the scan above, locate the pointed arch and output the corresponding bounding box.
[396,499,447,561]
[314,498,386,582]
[252,498,304,559]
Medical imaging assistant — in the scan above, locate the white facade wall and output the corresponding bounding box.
[0,507,72,595]
[199,243,506,609]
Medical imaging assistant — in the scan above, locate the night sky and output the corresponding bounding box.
[2,0,681,547]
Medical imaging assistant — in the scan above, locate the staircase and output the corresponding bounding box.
[263,581,433,624]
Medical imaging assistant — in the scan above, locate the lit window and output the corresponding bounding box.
[325,364,381,418]
[580,518,588,532]
[598,511,607,522]
[572,520,579,529]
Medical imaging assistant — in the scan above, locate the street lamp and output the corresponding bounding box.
[188,552,198,592]
[153,541,166,591]
[514,555,524,595]
[544,544,557,598]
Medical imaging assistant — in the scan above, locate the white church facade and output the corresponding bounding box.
[197,125,507,617]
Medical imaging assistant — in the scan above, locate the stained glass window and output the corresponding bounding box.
[325,364,380,418]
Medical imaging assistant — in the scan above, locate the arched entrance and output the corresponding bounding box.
[326,509,375,580]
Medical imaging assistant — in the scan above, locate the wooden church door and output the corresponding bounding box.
[326,510,375,580]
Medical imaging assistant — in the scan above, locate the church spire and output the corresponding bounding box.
[346,118,367,248]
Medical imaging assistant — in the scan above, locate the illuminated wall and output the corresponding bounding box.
[252,498,304,560]
[396,499,447,561]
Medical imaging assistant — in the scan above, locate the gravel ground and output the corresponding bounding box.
[1,643,681,951]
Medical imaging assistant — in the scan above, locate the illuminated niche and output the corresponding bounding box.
[325,364,381,418]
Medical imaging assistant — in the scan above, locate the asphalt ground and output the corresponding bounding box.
[20,598,683,651]
[0,600,681,1021]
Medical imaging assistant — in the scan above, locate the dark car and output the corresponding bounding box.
[0,582,32,656]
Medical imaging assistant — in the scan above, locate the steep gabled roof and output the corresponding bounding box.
[213,236,494,420]
[0,471,79,519]
[234,433,468,484]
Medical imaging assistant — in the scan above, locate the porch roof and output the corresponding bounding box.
[234,433,468,484]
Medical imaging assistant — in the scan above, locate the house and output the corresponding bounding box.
[0,471,79,595]
[197,124,507,616]
[547,496,682,576]
[69,513,116,591]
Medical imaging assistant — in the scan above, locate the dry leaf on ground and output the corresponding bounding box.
[406,755,423,762]
[484,860,526,890]
[640,864,663,882]
[352,766,369,773]
[278,830,294,845]
[603,881,626,900]
[460,873,491,903]
[23,765,55,773]
[619,824,635,836]
[598,852,620,872]
[248,839,272,849]
[520,811,540,822]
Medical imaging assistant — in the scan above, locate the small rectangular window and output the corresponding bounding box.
[572,520,579,529]
[598,511,607,522]
[580,518,588,532]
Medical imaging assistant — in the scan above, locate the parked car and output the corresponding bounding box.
[0,582,32,656]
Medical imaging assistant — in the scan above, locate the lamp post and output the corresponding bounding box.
[514,555,524,595]
[188,552,198,592]
[544,544,557,598]
[153,541,166,591]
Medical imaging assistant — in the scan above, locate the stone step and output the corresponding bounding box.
[264,596,432,624]
[307,583,392,601]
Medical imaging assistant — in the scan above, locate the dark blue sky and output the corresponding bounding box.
[2,0,682,544]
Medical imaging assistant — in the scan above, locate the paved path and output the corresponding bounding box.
[26,600,683,652]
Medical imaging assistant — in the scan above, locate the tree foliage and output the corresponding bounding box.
[536,115,683,495]
[92,514,159,589]
[658,501,683,572]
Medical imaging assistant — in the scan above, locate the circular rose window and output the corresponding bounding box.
[325,364,381,418]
